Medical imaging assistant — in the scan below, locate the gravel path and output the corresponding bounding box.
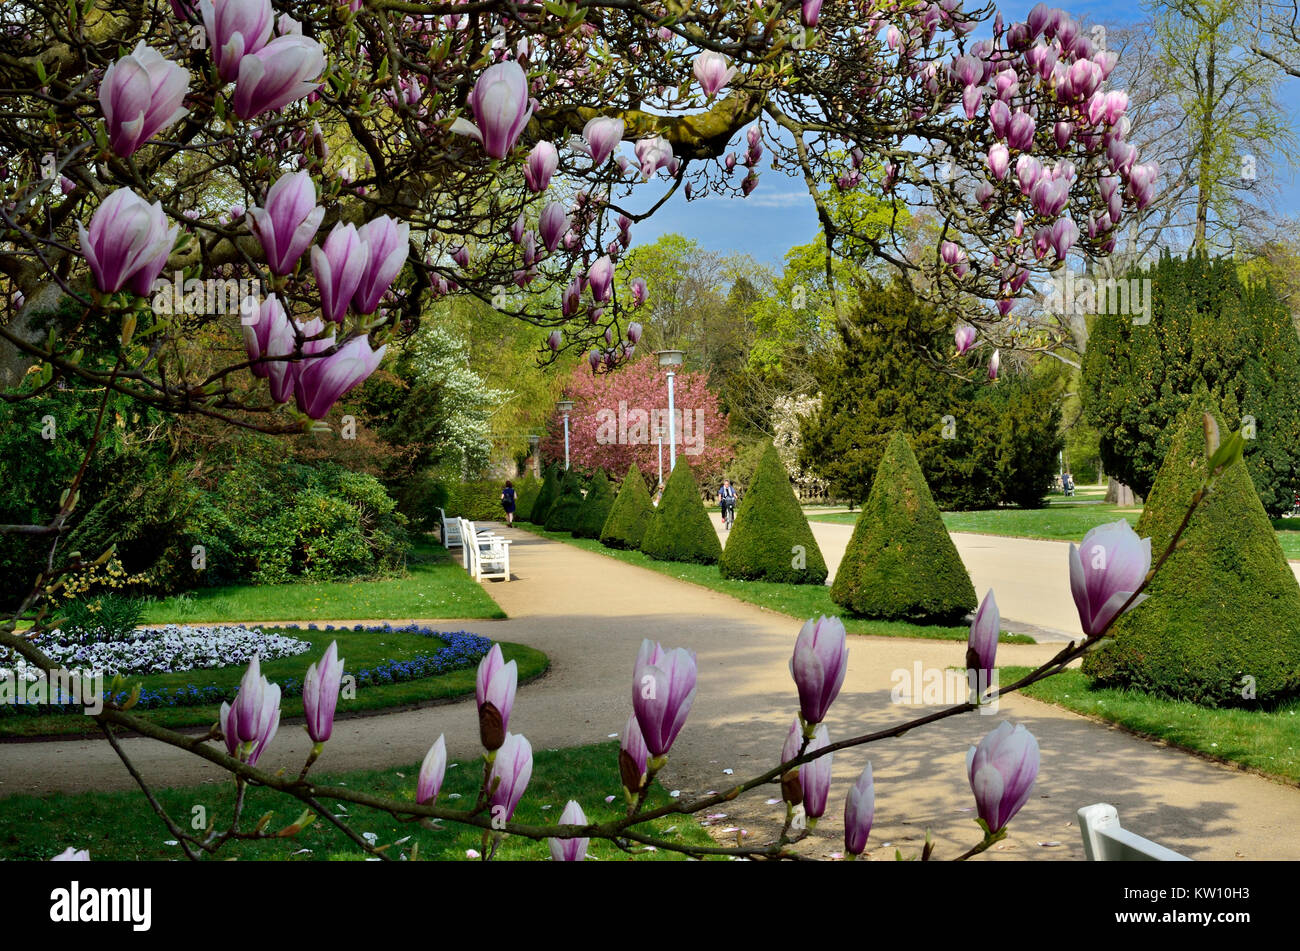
[3,523,1299,860]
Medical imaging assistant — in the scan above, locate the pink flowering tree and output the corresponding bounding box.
[0,0,1217,862]
[539,359,733,484]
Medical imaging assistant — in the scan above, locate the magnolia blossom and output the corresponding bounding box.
[843,763,875,856]
[311,222,366,323]
[790,615,848,726]
[476,643,518,751]
[539,202,569,253]
[231,34,325,119]
[632,639,697,759]
[78,187,177,295]
[524,140,558,191]
[450,61,533,159]
[987,143,1009,180]
[800,0,823,26]
[303,640,344,743]
[634,136,674,179]
[988,349,1001,381]
[546,329,562,351]
[246,170,323,276]
[629,277,647,306]
[954,324,976,355]
[618,712,649,796]
[99,42,190,158]
[353,216,410,314]
[201,0,273,82]
[417,734,447,805]
[293,334,386,419]
[693,51,737,98]
[800,724,832,821]
[548,800,589,862]
[966,590,999,694]
[242,294,296,402]
[967,722,1040,834]
[488,732,533,822]
[582,116,624,166]
[1069,519,1151,636]
[587,255,615,302]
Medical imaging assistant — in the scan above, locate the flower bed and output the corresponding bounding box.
[0,625,494,716]
[1,624,310,681]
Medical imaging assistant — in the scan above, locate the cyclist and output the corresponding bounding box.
[719,478,737,530]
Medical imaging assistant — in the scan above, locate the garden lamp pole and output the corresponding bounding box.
[529,434,540,479]
[657,421,664,486]
[557,400,574,470]
[656,350,684,474]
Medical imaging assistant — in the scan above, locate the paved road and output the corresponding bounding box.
[4,524,1299,860]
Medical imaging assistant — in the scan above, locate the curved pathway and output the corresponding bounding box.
[3,524,1299,860]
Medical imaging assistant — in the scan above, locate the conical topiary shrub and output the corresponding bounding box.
[831,431,976,622]
[720,442,827,584]
[1082,404,1300,706]
[572,469,615,539]
[640,458,723,564]
[514,476,541,522]
[544,472,586,533]
[601,464,656,550]
[529,465,562,524]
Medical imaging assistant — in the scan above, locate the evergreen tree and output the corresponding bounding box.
[800,281,1064,510]
[831,432,976,622]
[1082,404,1300,705]
[720,442,827,583]
[544,473,586,533]
[529,465,563,524]
[641,458,723,564]
[601,464,657,550]
[1082,253,1300,515]
[572,469,616,538]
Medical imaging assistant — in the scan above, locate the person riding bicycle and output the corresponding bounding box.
[719,479,737,529]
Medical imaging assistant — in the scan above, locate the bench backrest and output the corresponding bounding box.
[1077,804,1191,861]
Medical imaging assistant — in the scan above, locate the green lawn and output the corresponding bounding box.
[517,524,1033,644]
[1009,666,1300,785]
[0,633,548,737]
[0,742,715,861]
[808,504,1300,559]
[141,539,506,624]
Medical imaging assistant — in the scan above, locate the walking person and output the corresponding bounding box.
[501,480,516,527]
[719,478,737,530]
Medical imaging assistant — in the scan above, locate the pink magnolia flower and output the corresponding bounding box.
[966,590,999,692]
[619,712,649,796]
[488,732,533,822]
[246,170,323,276]
[548,800,589,862]
[1069,519,1151,635]
[987,143,1009,180]
[450,60,533,159]
[582,116,624,166]
[77,187,177,295]
[632,639,697,758]
[99,42,190,158]
[293,334,386,419]
[988,349,1000,381]
[634,135,674,179]
[242,294,296,402]
[790,615,848,726]
[843,763,875,856]
[693,50,737,98]
[303,640,344,743]
[475,643,518,751]
[201,0,273,82]
[800,724,832,821]
[353,216,409,314]
[311,222,366,323]
[800,0,823,27]
[954,324,976,354]
[587,255,615,302]
[524,140,558,191]
[231,34,325,119]
[539,201,569,252]
[968,722,1039,833]
[417,734,447,805]
[547,329,562,351]
[629,277,647,306]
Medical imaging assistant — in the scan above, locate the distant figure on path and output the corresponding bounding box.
[719,478,737,530]
[501,480,516,526]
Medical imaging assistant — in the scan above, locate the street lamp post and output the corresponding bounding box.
[556,400,574,470]
[656,350,684,474]
[656,420,665,486]
[528,434,540,479]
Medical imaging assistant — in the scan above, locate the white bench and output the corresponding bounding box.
[439,508,462,549]
[1077,804,1191,861]
[458,518,495,571]
[459,518,511,582]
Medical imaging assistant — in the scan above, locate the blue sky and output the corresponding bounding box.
[637,0,1300,269]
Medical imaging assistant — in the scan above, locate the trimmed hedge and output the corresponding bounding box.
[572,469,616,539]
[529,465,563,524]
[831,431,976,622]
[513,476,541,522]
[640,458,723,564]
[601,464,656,550]
[1082,404,1300,706]
[444,481,508,522]
[720,442,827,584]
[544,473,586,533]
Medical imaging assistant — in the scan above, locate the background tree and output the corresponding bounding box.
[1081,253,1300,515]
